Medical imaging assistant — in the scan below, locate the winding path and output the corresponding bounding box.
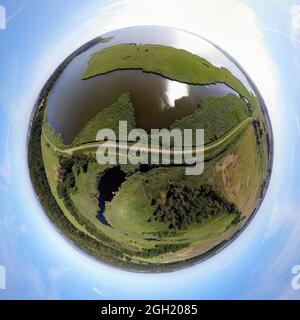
[43,117,253,159]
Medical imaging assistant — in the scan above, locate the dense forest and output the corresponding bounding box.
[152,184,241,230]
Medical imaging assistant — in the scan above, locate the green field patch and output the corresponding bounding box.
[170,94,249,144]
[70,162,107,224]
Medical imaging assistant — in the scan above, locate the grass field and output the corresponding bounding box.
[41,123,259,258]
[43,89,262,248]
[144,214,238,264]
[102,124,262,253]
[40,106,267,266]
[170,94,249,144]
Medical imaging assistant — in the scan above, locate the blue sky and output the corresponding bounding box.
[0,0,300,299]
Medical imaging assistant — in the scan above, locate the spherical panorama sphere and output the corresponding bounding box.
[28,26,273,272]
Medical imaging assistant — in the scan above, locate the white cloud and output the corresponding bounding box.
[165,81,189,107]
[48,266,69,280]
[263,195,297,240]
[245,199,300,299]
[291,5,300,37]
[0,265,6,290]
[6,2,29,24]
[0,126,13,186]
[0,5,5,30]
[293,108,300,135]
[0,210,60,298]
[19,224,28,235]
[92,287,113,298]
[92,287,106,296]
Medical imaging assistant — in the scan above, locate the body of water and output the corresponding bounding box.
[48,68,238,144]
[96,167,126,225]
[46,27,245,144]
